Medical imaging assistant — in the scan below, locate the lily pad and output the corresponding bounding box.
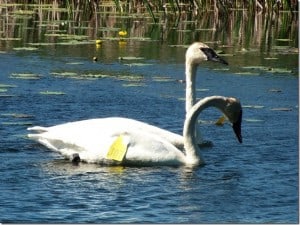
[245,119,264,122]
[243,105,264,109]
[152,77,174,82]
[196,88,210,92]
[0,84,17,88]
[124,63,153,67]
[0,37,22,41]
[10,73,41,80]
[57,40,92,45]
[267,68,293,73]
[119,56,145,60]
[234,72,260,75]
[51,72,78,77]
[264,57,278,60]
[28,42,55,46]
[66,62,84,65]
[122,83,146,87]
[1,113,34,118]
[13,47,39,51]
[0,88,8,92]
[276,39,292,42]
[2,121,33,126]
[242,66,270,71]
[269,88,282,92]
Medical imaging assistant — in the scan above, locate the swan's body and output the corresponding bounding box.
[185,42,228,144]
[27,96,242,166]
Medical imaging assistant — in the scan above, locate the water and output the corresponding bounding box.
[0,41,298,223]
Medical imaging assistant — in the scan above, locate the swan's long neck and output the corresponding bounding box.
[185,60,198,113]
[183,96,228,165]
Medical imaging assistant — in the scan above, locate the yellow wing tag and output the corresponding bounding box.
[106,135,128,161]
[215,116,226,126]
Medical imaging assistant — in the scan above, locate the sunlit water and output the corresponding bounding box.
[0,41,298,223]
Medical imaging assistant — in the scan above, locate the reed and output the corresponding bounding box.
[0,0,297,52]
[1,0,298,17]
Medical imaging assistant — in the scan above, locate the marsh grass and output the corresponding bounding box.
[0,1,298,56]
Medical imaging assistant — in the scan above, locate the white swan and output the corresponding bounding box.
[185,42,228,145]
[27,96,242,166]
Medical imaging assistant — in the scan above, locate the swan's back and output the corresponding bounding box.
[28,117,186,165]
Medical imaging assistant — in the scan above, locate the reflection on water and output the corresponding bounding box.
[0,2,298,53]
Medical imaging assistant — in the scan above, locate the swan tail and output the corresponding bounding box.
[27,132,82,161]
[27,126,49,133]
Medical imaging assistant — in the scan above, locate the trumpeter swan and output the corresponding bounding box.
[27,96,242,166]
[185,42,228,145]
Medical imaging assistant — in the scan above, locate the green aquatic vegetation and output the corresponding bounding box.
[10,73,41,80]
[116,74,144,82]
[213,68,230,72]
[58,34,89,41]
[57,40,93,45]
[0,84,17,88]
[196,88,210,92]
[1,113,34,118]
[2,121,33,126]
[264,57,278,60]
[122,83,146,87]
[124,63,153,67]
[245,118,264,122]
[234,71,260,75]
[66,62,84,65]
[266,68,293,73]
[243,105,265,109]
[51,72,78,77]
[269,88,282,92]
[40,91,66,95]
[242,66,270,71]
[28,43,55,46]
[81,73,110,79]
[241,65,293,74]
[119,56,145,60]
[276,39,293,42]
[0,88,8,92]
[0,94,16,98]
[13,47,39,51]
[0,37,21,41]
[152,76,174,82]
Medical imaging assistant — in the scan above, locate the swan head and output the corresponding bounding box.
[223,97,243,143]
[185,42,228,66]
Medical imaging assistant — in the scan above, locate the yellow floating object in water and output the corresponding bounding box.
[106,135,128,161]
[118,30,127,36]
[215,116,226,126]
[95,39,102,44]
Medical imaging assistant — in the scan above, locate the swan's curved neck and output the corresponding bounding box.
[185,60,198,113]
[183,96,228,165]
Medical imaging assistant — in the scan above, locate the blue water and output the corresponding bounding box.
[0,41,298,223]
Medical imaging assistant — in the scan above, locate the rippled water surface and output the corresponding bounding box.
[0,41,298,223]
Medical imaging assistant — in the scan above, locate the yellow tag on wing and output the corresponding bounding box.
[106,135,128,161]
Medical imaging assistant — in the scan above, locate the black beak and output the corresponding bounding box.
[232,109,243,143]
[200,47,228,65]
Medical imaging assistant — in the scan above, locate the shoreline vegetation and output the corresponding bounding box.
[0,1,298,56]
